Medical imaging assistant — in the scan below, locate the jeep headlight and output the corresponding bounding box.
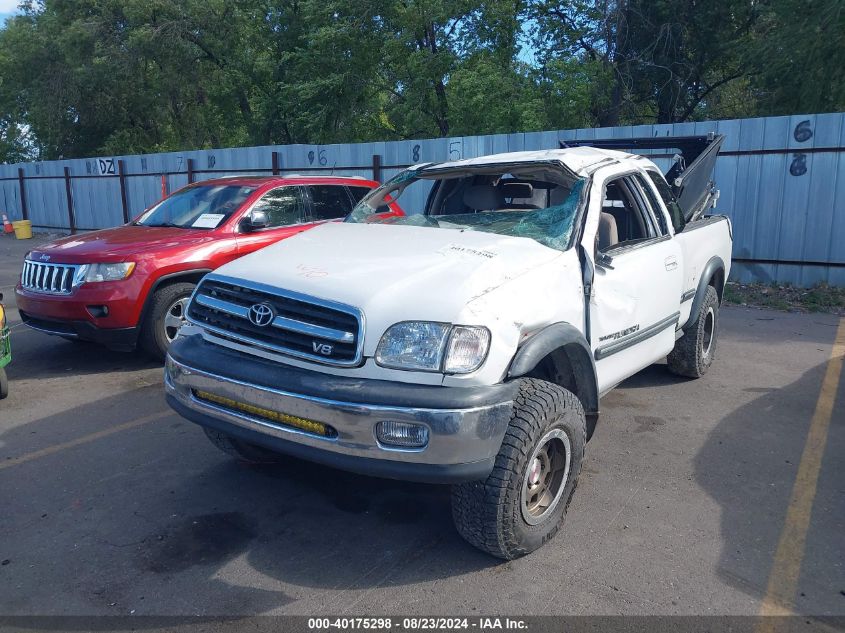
[0,303,5,330]
[79,262,136,283]
[375,321,490,374]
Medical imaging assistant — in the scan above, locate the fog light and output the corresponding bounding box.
[376,421,429,448]
[86,305,109,318]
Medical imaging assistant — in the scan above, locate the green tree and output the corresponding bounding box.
[0,0,840,161]
[750,0,845,115]
[530,0,759,125]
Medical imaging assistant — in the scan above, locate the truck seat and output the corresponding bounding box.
[598,212,619,250]
[463,185,504,212]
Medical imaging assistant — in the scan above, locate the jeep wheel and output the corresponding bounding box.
[451,378,586,559]
[667,285,719,378]
[139,282,195,361]
[0,367,8,400]
[203,428,285,464]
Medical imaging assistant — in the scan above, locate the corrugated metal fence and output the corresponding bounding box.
[1,112,843,286]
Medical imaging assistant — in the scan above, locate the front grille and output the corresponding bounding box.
[21,261,81,295]
[187,274,363,367]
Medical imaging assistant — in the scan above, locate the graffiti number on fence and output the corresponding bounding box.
[793,120,813,143]
[97,158,116,176]
[308,149,328,166]
[790,153,807,177]
[788,121,812,177]
[207,154,216,169]
[412,144,421,162]
[449,141,462,161]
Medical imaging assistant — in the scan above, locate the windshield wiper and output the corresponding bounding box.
[142,222,186,228]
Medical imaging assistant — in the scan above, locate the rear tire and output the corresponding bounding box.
[451,378,586,559]
[139,282,195,361]
[203,428,285,464]
[0,367,8,400]
[667,285,719,378]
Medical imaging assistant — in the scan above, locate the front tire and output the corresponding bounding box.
[451,378,586,559]
[667,285,719,378]
[139,282,195,361]
[0,367,8,400]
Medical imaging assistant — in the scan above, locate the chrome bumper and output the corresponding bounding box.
[164,357,513,473]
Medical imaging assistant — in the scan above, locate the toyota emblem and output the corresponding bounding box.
[248,303,275,327]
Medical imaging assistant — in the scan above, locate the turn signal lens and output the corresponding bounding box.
[444,326,490,374]
[376,421,429,449]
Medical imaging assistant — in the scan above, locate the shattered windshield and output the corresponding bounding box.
[347,164,585,251]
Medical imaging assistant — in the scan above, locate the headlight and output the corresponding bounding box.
[0,304,5,329]
[375,322,451,372]
[375,321,490,374]
[80,262,136,283]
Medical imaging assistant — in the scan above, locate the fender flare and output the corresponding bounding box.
[684,256,725,330]
[135,268,213,338]
[506,322,599,419]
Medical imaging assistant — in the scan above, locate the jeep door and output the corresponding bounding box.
[235,185,311,255]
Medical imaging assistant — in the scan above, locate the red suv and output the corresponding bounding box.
[16,175,385,359]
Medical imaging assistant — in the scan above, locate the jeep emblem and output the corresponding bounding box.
[39,254,51,262]
[247,303,275,327]
[312,341,333,356]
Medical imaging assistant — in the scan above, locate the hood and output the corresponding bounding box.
[27,225,220,262]
[214,222,566,351]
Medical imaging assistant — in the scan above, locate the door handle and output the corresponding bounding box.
[664,256,678,271]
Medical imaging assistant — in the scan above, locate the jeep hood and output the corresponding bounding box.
[27,225,221,262]
[212,222,565,347]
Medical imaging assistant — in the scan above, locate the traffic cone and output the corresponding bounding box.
[2,214,13,234]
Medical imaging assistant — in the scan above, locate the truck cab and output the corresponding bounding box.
[165,139,732,559]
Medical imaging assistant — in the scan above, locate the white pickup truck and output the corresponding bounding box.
[165,135,732,559]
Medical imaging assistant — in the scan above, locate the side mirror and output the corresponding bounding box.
[240,209,270,232]
[596,252,615,270]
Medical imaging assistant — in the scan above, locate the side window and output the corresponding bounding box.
[252,187,306,228]
[308,185,354,221]
[347,186,372,205]
[631,174,668,236]
[598,177,658,253]
[646,170,685,234]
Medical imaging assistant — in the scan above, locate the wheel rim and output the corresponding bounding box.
[701,307,715,358]
[521,428,572,525]
[163,297,189,343]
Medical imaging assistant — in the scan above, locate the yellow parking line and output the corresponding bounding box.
[758,317,845,617]
[0,411,171,471]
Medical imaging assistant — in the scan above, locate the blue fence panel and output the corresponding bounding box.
[1,113,844,286]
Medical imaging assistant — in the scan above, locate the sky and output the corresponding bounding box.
[0,0,20,26]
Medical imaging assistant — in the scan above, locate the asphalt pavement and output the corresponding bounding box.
[0,233,843,618]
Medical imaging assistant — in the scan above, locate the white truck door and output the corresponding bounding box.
[584,171,683,394]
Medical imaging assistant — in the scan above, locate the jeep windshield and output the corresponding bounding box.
[136,183,257,229]
[347,164,586,251]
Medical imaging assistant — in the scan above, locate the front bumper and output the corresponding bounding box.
[165,335,516,483]
[15,281,143,329]
[18,310,138,350]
